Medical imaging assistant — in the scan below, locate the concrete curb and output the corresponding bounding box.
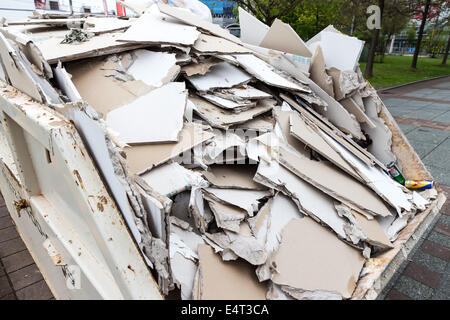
[377,74,450,93]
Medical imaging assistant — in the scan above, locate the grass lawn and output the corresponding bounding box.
[359,55,450,90]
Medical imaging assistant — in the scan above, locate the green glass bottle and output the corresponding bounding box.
[387,162,406,185]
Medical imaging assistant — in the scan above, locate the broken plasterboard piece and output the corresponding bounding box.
[255,193,302,281]
[309,45,334,97]
[158,3,241,44]
[199,93,256,112]
[190,95,275,130]
[288,111,362,181]
[214,85,272,101]
[206,222,267,265]
[317,31,364,71]
[118,4,200,46]
[126,49,181,88]
[232,54,310,93]
[259,19,312,58]
[327,68,363,101]
[84,17,132,34]
[124,123,215,175]
[203,188,272,216]
[106,82,187,144]
[203,194,247,233]
[340,97,377,128]
[321,132,413,214]
[271,218,365,299]
[238,7,270,46]
[254,160,348,240]
[186,61,252,92]
[202,165,266,191]
[196,244,267,300]
[181,58,219,77]
[140,162,207,198]
[193,33,252,55]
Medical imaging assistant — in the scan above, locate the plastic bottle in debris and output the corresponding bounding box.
[387,162,406,185]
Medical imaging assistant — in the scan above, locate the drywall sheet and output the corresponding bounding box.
[340,97,376,128]
[66,58,152,117]
[288,112,361,181]
[235,116,274,132]
[309,45,334,97]
[238,7,270,46]
[271,218,365,299]
[7,18,86,26]
[204,194,247,233]
[215,85,272,101]
[193,33,252,55]
[321,133,413,214]
[260,19,312,58]
[255,160,347,239]
[190,95,274,129]
[84,17,132,34]
[319,31,364,71]
[204,188,272,216]
[202,165,265,190]
[200,94,255,111]
[277,144,392,217]
[233,54,309,93]
[140,190,165,240]
[141,162,206,198]
[158,3,242,44]
[36,31,147,64]
[196,244,267,300]
[118,5,200,46]
[106,82,187,144]
[351,210,393,248]
[124,123,214,175]
[127,50,180,88]
[255,194,302,281]
[186,61,252,92]
[181,58,219,77]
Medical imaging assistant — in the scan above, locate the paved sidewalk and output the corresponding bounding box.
[379,76,450,300]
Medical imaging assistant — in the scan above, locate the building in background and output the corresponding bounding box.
[199,0,237,28]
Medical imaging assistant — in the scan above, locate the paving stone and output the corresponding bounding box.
[408,140,439,158]
[16,280,53,300]
[405,88,442,98]
[434,222,450,237]
[425,165,450,186]
[0,293,16,300]
[0,275,13,298]
[432,82,450,89]
[426,103,450,112]
[0,206,8,218]
[406,127,449,145]
[8,264,43,291]
[0,216,13,230]
[385,288,411,300]
[421,239,450,261]
[407,109,448,121]
[398,123,419,135]
[402,262,442,288]
[423,143,450,169]
[2,250,35,273]
[438,214,450,226]
[0,226,19,243]
[0,196,5,208]
[428,231,450,248]
[0,237,26,258]
[431,263,450,300]
[394,275,435,300]
[412,249,447,273]
[383,98,411,107]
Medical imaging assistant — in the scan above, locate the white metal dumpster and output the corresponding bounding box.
[0,81,162,299]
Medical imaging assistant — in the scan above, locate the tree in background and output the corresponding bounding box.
[364,0,384,78]
[234,0,303,26]
[411,0,432,68]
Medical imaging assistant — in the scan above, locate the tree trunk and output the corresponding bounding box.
[364,0,385,78]
[442,36,450,64]
[411,0,431,69]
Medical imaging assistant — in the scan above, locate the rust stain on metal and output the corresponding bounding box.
[98,196,108,205]
[127,265,136,275]
[97,202,104,212]
[72,170,85,190]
